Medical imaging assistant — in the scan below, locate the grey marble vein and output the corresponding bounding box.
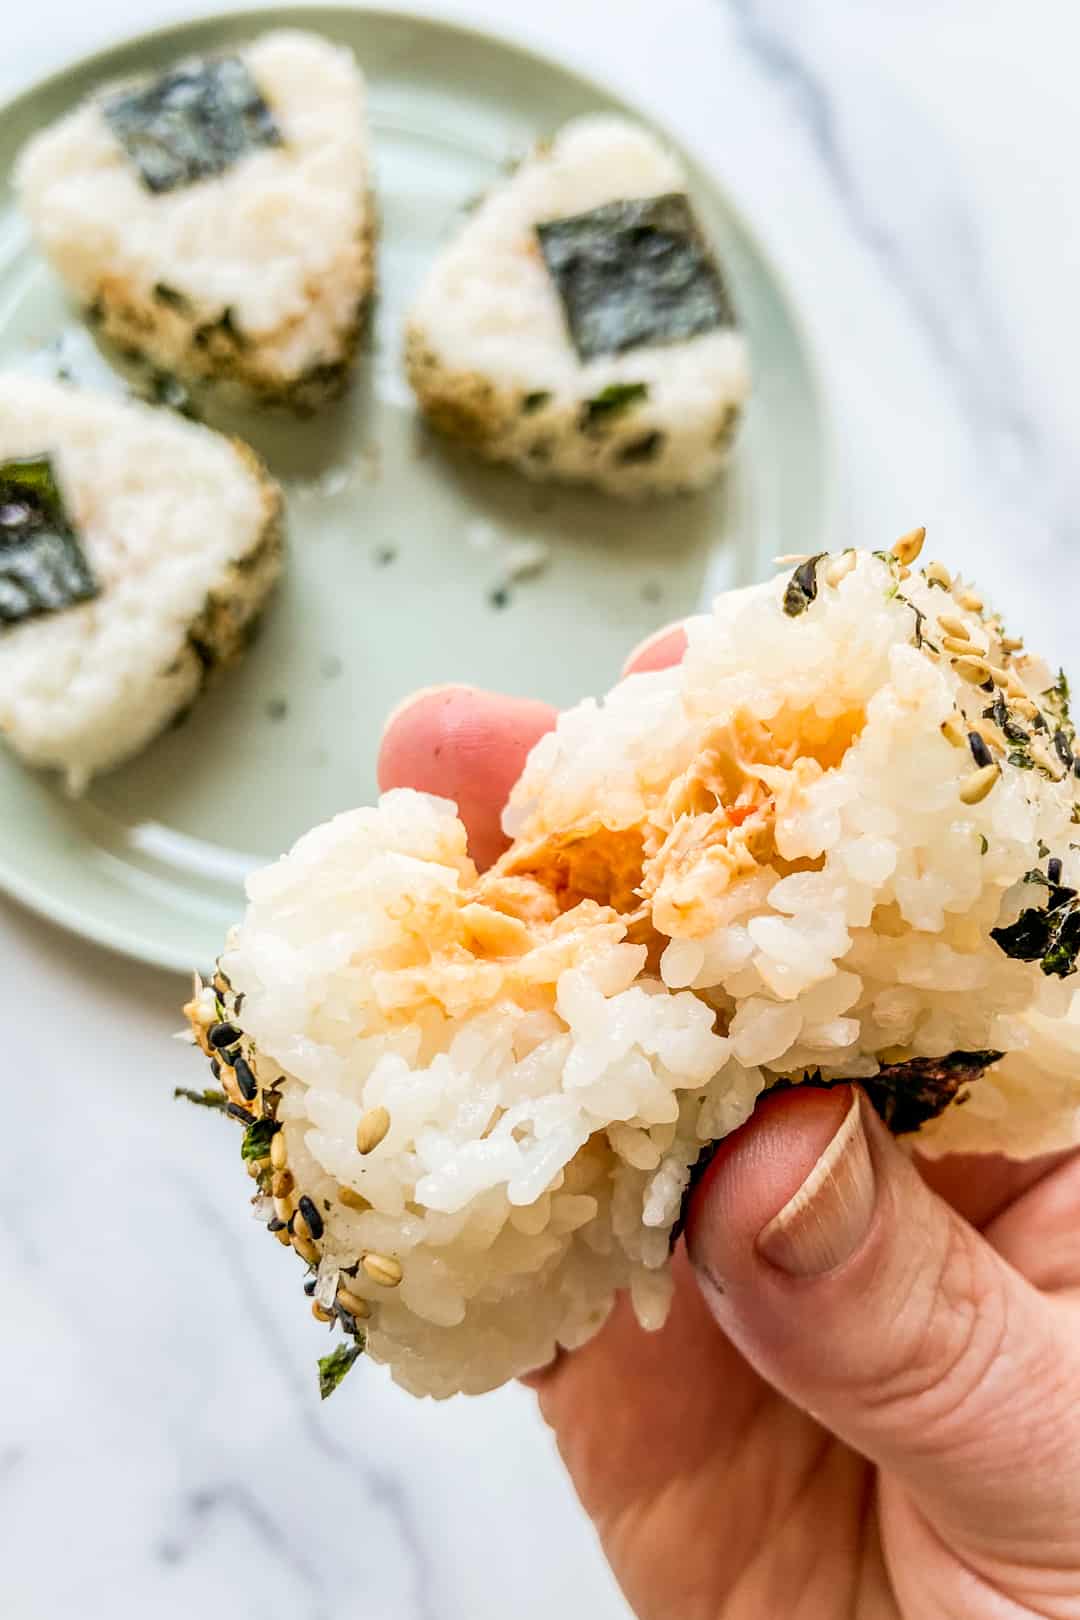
[158,1482,330,1618]
[177,1178,439,1620]
[723,0,1070,533]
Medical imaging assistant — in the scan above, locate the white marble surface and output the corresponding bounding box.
[1,3,1078,1616]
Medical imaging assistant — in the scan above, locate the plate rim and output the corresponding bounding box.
[0,1,841,976]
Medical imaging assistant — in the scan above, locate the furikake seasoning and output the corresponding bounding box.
[104,56,282,194]
[536,193,735,362]
[992,865,1080,979]
[0,455,99,626]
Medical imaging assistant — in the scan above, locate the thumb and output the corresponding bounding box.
[686,1086,1080,1569]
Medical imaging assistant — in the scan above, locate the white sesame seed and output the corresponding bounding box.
[361,1252,403,1288]
[356,1106,391,1156]
[959,764,1000,805]
[825,551,857,588]
[270,1132,287,1170]
[338,1186,370,1211]
[891,526,926,565]
[337,1286,372,1320]
[953,655,991,686]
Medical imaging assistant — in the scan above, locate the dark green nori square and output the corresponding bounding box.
[992,884,1080,979]
[104,56,282,194]
[0,455,99,626]
[536,193,734,361]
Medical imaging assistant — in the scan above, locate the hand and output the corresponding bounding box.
[378,636,1080,1620]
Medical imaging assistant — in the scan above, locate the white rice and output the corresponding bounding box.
[213,548,1080,1397]
[15,31,373,403]
[405,116,750,496]
[0,373,281,791]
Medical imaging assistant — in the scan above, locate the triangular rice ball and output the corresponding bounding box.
[0,375,282,792]
[406,116,750,497]
[16,31,373,410]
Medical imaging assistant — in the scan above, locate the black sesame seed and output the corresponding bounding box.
[233,1055,257,1101]
[226,1102,256,1125]
[208,1022,241,1050]
[1049,857,1063,886]
[967,732,993,769]
[1054,730,1074,767]
[234,993,245,1014]
[268,1218,286,1232]
[209,1057,221,1080]
[298,1195,324,1240]
[220,1046,241,1068]
[303,1277,317,1296]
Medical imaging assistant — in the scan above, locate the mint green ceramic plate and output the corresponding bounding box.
[0,6,834,973]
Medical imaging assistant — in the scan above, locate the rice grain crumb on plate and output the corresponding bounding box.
[405,115,750,496]
[0,373,282,792]
[15,30,374,410]
[185,543,1080,1399]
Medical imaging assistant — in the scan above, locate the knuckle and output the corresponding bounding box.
[858,1219,1011,1442]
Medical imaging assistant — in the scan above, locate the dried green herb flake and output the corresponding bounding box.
[173,1085,230,1113]
[0,455,99,626]
[318,1340,364,1399]
[580,382,648,430]
[105,56,281,194]
[240,1118,280,1162]
[536,193,734,361]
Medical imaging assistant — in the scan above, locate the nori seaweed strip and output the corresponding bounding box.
[844,1051,1004,1135]
[105,56,282,194]
[0,455,99,625]
[670,1049,1004,1245]
[536,193,734,361]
